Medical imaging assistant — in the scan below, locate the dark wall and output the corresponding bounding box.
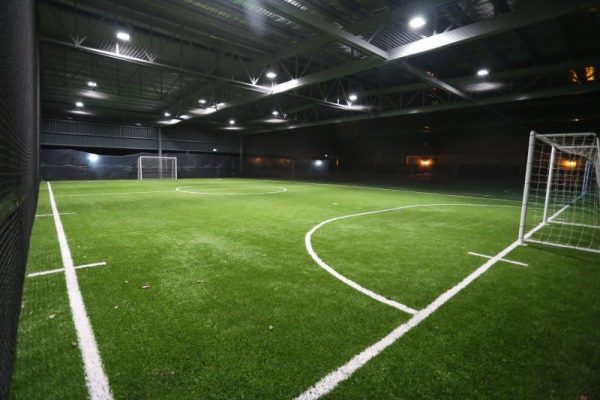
[41,149,239,180]
[243,114,531,183]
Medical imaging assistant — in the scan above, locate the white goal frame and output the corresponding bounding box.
[137,156,178,180]
[518,130,600,254]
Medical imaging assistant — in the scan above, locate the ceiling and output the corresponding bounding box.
[38,0,600,133]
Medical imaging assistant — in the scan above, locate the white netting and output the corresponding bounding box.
[520,132,600,253]
[137,156,177,180]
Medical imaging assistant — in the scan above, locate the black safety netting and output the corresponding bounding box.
[40,149,239,180]
[0,0,39,398]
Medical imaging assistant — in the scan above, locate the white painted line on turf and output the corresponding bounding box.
[295,237,523,400]
[36,212,75,217]
[261,179,522,203]
[55,190,172,197]
[47,182,113,400]
[305,203,518,315]
[175,185,288,195]
[27,262,108,278]
[467,252,528,267]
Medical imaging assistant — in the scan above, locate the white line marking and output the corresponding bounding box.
[305,203,518,315]
[27,262,107,278]
[261,179,521,203]
[175,185,288,195]
[467,252,528,267]
[55,190,172,197]
[47,182,113,400]
[295,238,522,400]
[36,212,75,217]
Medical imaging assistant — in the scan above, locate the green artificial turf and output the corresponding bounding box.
[10,178,600,399]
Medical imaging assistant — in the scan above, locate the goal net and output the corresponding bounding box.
[518,131,600,253]
[137,156,177,180]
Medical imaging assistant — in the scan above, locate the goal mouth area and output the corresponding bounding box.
[137,156,178,180]
[519,131,600,254]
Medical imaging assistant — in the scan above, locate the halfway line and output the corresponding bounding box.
[47,182,113,400]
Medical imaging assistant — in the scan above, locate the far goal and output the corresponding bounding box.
[137,156,177,180]
[518,131,600,253]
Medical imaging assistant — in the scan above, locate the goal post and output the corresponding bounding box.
[518,131,600,253]
[137,156,178,180]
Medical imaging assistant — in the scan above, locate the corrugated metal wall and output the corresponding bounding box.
[41,119,240,154]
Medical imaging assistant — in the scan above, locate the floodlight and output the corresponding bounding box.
[315,160,323,167]
[88,154,99,162]
[272,110,279,116]
[179,115,191,120]
[87,81,97,88]
[266,71,277,79]
[164,112,171,117]
[116,31,130,41]
[212,148,217,152]
[75,101,84,107]
[198,99,207,104]
[477,68,490,77]
[348,93,358,102]
[409,16,426,29]
[229,119,235,125]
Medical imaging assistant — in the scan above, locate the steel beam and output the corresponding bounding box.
[199,0,596,118]
[248,83,600,134]
[262,0,389,60]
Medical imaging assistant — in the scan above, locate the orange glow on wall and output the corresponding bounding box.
[562,160,577,169]
[585,66,595,82]
[569,69,579,84]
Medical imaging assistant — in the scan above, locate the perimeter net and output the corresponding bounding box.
[0,0,39,397]
[519,132,600,253]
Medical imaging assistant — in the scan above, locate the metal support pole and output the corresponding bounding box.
[518,130,537,243]
[158,128,163,179]
[582,159,592,195]
[239,134,244,177]
[542,145,556,222]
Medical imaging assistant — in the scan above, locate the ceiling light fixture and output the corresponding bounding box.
[409,16,426,29]
[229,119,236,125]
[116,31,130,41]
[75,101,84,107]
[164,112,171,117]
[266,71,277,79]
[477,68,490,77]
[348,93,358,102]
[198,99,207,104]
[87,81,97,88]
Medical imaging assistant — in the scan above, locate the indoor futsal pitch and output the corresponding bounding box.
[10,178,600,399]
